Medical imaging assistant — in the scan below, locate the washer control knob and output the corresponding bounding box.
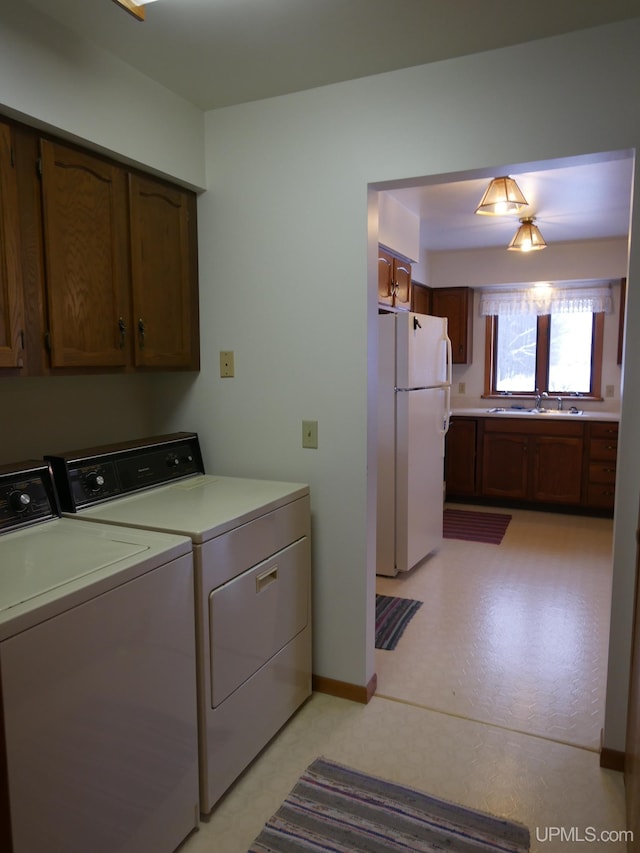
[85,472,105,492]
[166,453,180,467]
[9,490,31,513]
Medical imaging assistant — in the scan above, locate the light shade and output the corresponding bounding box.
[475,176,528,216]
[112,0,157,21]
[507,217,547,252]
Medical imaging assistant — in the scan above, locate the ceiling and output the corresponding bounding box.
[384,154,635,252]
[22,0,640,112]
[18,0,638,253]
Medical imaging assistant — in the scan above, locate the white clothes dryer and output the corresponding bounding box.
[46,433,312,814]
[0,460,199,853]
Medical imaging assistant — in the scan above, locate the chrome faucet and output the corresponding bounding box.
[557,397,563,411]
[534,389,548,409]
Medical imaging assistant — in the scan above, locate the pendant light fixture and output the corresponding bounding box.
[475,176,528,216]
[507,217,547,252]
[112,0,158,22]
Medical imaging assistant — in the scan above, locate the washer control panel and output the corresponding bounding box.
[46,432,204,512]
[0,462,58,533]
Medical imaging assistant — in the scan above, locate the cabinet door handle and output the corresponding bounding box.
[138,318,146,348]
[118,317,126,349]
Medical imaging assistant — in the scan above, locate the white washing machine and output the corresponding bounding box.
[0,460,199,853]
[46,432,312,813]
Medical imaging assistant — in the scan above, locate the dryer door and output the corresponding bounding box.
[208,538,309,707]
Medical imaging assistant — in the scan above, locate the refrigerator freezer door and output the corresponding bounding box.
[396,312,450,390]
[395,386,445,573]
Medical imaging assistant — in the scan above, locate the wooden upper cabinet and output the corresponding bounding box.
[378,247,412,311]
[128,173,198,369]
[0,121,25,369]
[431,287,473,363]
[393,258,412,309]
[39,140,130,368]
[378,248,394,307]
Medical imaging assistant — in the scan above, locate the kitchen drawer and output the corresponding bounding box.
[589,422,618,440]
[589,461,617,484]
[590,438,618,461]
[587,483,616,508]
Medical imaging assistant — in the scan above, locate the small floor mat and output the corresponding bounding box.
[249,756,530,852]
[375,594,422,650]
[444,508,512,544]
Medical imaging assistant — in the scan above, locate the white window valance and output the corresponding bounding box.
[479,284,613,316]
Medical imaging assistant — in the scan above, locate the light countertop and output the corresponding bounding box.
[451,407,620,422]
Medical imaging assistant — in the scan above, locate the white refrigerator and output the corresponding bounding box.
[377,311,452,577]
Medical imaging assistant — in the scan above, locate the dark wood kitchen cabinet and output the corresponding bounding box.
[129,173,199,369]
[378,247,412,311]
[0,120,25,370]
[446,413,616,513]
[4,117,199,376]
[532,434,583,504]
[482,418,583,505]
[445,417,478,497]
[430,287,473,364]
[584,421,618,510]
[481,418,583,505]
[481,429,529,500]
[39,140,131,368]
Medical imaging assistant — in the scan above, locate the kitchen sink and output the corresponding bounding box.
[531,408,583,416]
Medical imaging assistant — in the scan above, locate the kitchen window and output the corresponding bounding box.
[481,284,611,399]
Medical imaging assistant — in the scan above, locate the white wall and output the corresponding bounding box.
[155,21,640,752]
[0,2,205,464]
[378,194,420,262]
[0,2,205,189]
[1,7,640,756]
[429,237,629,289]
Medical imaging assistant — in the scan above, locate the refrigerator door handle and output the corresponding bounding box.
[439,385,451,436]
[436,334,453,386]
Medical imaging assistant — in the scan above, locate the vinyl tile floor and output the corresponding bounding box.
[179,505,627,852]
[376,504,615,751]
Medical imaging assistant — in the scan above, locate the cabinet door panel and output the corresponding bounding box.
[377,249,394,307]
[40,141,129,368]
[482,433,528,499]
[533,436,583,504]
[0,122,25,369]
[445,418,477,497]
[393,259,412,309]
[129,174,195,368]
[431,287,473,364]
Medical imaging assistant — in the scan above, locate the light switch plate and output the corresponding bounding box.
[302,420,318,449]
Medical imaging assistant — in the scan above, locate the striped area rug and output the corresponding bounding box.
[443,508,512,545]
[249,757,530,852]
[375,594,422,650]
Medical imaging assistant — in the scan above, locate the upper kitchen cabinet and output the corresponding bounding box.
[128,174,199,369]
[39,140,130,369]
[5,117,200,376]
[430,287,473,364]
[378,247,412,311]
[0,121,25,370]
